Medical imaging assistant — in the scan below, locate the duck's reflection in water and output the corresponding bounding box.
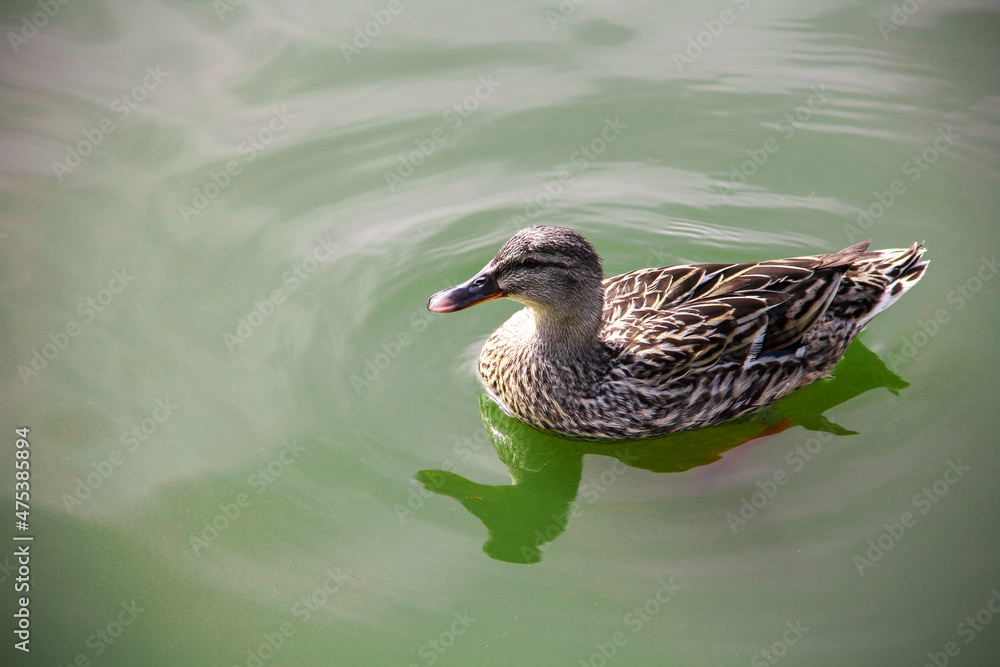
[416,340,907,564]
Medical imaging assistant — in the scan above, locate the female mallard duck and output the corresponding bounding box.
[427,226,927,439]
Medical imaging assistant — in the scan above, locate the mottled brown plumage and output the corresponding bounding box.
[428,226,927,439]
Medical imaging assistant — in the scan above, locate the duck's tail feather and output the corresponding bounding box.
[848,241,928,327]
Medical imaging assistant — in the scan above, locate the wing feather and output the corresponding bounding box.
[602,246,866,381]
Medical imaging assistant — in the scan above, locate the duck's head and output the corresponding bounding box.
[427,225,604,316]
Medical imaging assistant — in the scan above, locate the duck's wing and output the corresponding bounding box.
[602,243,872,381]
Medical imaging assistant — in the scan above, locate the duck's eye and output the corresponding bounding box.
[522,257,539,269]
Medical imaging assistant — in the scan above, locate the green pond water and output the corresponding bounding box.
[2,1,999,665]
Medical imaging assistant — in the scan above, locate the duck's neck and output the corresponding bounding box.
[530,294,604,361]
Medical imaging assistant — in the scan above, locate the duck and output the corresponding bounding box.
[427,226,927,439]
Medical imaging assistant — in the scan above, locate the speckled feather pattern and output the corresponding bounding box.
[478,240,927,439]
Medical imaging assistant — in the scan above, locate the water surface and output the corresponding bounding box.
[1,2,999,665]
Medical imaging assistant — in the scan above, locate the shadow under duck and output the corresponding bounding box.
[428,226,927,439]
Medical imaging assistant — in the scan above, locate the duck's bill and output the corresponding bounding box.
[427,269,505,313]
